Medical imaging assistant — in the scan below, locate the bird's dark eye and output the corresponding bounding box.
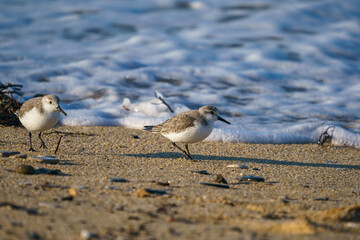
[49,101,53,104]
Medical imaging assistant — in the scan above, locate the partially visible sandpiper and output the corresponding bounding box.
[144,105,230,160]
[17,94,67,151]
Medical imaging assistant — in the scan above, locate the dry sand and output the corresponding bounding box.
[0,126,359,240]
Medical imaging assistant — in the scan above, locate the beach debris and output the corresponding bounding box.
[132,135,140,139]
[0,82,23,126]
[133,188,167,198]
[15,164,35,175]
[109,177,127,183]
[252,168,260,171]
[240,175,265,182]
[191,170,210,175]
[44,130,95,137]
[54,135,63,154]
[80,229,95,240]
[68,188,77,196]
[29,156,60,164]
[154,90,174,113]
[214,174,228,184]
[318,126,335,146]
[155,181,170,186]
[200,182,230,189]
[0,151,21,157]
[226,164,249,169]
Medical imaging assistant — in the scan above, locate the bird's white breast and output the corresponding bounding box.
[19,107,60,132]
[162,121,214,143]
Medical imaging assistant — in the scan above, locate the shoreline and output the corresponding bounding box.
[0,126,359,239]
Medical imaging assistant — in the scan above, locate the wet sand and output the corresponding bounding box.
[0,126,359,240]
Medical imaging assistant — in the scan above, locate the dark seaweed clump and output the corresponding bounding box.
[0,82,23,126]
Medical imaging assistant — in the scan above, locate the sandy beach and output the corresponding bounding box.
[0,125,359,240]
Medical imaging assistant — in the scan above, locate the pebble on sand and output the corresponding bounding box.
[133,188,167,198]
[29,156,60,164]
[15,164,35,175]
[240,175,265,182]
[226,164,249,169]
[80,229,94,240]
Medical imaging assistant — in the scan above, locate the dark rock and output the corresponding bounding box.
[15,165,35,175]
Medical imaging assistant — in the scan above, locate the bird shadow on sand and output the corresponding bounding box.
[124,152,360,170]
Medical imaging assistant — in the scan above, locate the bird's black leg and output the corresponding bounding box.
[184,144,193,159]
[28,132,35,152]
[38,132,47,149]
[172,142,193,160]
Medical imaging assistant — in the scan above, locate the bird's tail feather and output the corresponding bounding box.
[143,125,161,132]
[143,126,154,131]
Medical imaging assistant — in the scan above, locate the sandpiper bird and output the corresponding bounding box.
[144,105,230,160]
[17,94,67,151]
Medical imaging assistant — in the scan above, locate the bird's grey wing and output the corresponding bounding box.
[160,114,197,133]
[18,97,42,118]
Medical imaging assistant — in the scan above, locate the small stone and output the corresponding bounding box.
[252,168,260,171]
[227,164,240,168]
[156,181,170,186]
[240,175,265,182]
[0,151,20,157]
[133,188,151,198]
[15,165,35,175]
[133,188,167,198]
[80,229,94,240]
[105,186,119,190]
[226,164,248,169]
[29,156,60,164]
[214,174,228,184]
[109,177,127,182]
[68,188,77,196]
[10,153,27,159]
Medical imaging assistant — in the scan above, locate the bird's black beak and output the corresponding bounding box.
[218,116,230,124]
[57,106,67,116]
